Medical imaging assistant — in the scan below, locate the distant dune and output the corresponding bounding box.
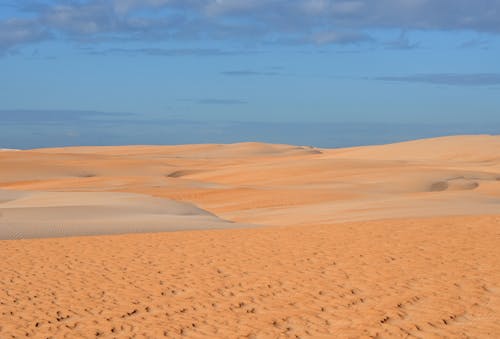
[1,135,499,234]
[0,135,499,337]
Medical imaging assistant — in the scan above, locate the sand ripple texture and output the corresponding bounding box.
[1,215,499,338]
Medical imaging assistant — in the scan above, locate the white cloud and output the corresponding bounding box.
[1,0,500,53]
[0,18,49,53]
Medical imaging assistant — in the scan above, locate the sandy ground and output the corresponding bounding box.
[0,135,499,337]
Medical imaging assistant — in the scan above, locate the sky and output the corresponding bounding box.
[0,1,499,147]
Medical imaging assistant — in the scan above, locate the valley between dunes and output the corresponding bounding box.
[0,135,499,338]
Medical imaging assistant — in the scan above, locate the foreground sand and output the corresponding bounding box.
[1,135,500,337]
[1,215,499,338]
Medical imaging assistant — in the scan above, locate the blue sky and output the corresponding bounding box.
[1,0,499,127]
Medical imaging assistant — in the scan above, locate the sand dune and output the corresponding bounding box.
[331,134,500,161]
[0,135,499,337]
[1,135,499,229]
[0,190,244,240]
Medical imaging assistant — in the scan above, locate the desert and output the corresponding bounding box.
[0,135,499,337]
[3,0,499,336]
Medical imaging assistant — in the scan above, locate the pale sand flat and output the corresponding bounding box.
[0,190,246,240]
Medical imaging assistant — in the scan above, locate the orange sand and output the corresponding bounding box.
[0,135,499,337]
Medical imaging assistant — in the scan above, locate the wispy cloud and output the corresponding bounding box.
[85,47,242,57]
[221,70,281,77]
[180,98,248,106]
[458,38,490,49]
[0,18,50,54]
[311,31,373,45]
[384,32,420,50]
[193,98,248,105]
[374,73,500,86]
[1,0,500,54]
[0,109,134,123]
